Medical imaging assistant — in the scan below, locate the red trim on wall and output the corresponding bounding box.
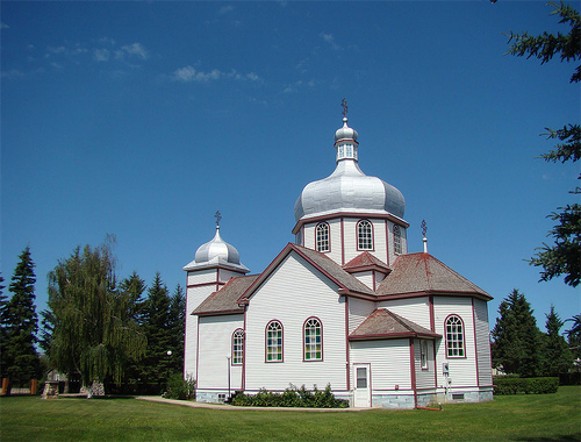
[187,281,226,289]
[242,307,247,391]
[195,316,200,388]
[302,316,324,362]
[429,296,435,332]
[384,220,390,266]
[345,296,351,391]
[340,217,345,265]
[432,340,438,388]
[372,271,377,291]
[472,298,480,387]
[410,339,417,408]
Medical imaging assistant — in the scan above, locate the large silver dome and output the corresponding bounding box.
[294,117,405,222]
[183,226,249,272]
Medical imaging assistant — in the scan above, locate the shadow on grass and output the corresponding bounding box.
[513,434,581,441]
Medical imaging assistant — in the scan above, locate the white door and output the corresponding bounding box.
[353,364,371,408]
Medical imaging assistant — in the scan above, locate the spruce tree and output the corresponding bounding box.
[140,273,172,391]
[491,289,544,377]
[169,284,186,375]
[542,306,573,376]
[2,247,40,385]
[0,274,7,378]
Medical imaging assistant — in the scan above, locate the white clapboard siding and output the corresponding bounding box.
[378,297,430,330]
[244,252,347,392]
[187,269,217,286]
[350,339,412,391]
[302,219,342,265]
[414,339,436,390]
[433,297,476,388]
[386,222,408,265]
[352,270,374,290]
[220,269,246,283]
[184,281,217,379]
[348,297,376,333]
[474,299,493,386]
[197,314,244,390]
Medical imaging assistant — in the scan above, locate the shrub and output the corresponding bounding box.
[494,377,559,395]
[229,384,348,408]
[163,374,196,400]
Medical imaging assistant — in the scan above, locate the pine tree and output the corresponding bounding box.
[542,306,573,376]
[491,289,544,377]
[564,313,581,360]
[119,271,147,324]
[0,274,7,378]
[48,240,146,397]
[1,247,40,385]
[139,273,173,391]
[168,284,186,375]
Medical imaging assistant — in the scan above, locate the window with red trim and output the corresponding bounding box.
[232,329,244,365]
[266,321,283,362]
[316,223,330,252]
[304,317,322,361]
[446,315,465,358]
[357,220,373,250]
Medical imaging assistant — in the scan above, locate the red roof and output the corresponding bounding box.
[343,252,391,273]
[350,308,440,340]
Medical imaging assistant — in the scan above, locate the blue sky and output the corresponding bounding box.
[2,1,579,332]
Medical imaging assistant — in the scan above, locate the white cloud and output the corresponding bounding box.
[94,48,111,62]
[1,22,10,30]
[118,42,148,60]
[283,79,315,94]
[218,5,234,15]
[173,66,260,83]
[321,32,341,51]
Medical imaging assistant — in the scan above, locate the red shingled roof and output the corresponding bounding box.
[350,308,440,340]
[376,253,491,300]
[343,252,391,273]
[193,275,258,316]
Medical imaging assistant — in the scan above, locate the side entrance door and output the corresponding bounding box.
[353,364,371,408]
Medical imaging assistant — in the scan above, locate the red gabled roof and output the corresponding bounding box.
[375,253,492,300]
[350,308,440,341]
[237,243,376,305]
[343,252,391,274]
[193,275,258,316]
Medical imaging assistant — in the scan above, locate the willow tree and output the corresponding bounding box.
[47,239,146,397]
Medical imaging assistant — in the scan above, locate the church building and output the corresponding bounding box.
[183,107,493,408]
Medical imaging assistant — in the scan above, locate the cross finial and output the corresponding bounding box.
[421,219,427,238]
[215,210,222,228]
[341,98,348,119]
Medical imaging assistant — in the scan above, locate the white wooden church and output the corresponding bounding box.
[183,107,493,408]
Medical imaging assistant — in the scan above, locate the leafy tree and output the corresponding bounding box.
[47,239,146,397]
[139,273,173,391]
[1,247,40,385]
[168,284,186,374]
[491,289,544,377]
[542,305,573,376]
[507,1,581,287]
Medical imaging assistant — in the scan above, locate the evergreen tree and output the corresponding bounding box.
[38,309,55,357]
[168,284,186,374]
[507,1,581,287]
[542,306,573,376]
[119,271,147,324]
[0,274,7,377]
[48,239,146,397]
[140,273,173,391]
[564,313,581,360]
[1,247,40,384]
[491,289,544,377]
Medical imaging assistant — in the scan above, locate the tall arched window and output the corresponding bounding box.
[266,321,283,362]
[316,222,330,252]
[304,317,322,361]
[357,220,373,250]
[232,329,244,365]
[393,224,403,255]
[445,315,465,358]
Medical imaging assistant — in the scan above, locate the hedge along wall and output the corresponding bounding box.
[493,377,559,395]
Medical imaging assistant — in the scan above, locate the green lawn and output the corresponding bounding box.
[1,387,580,441]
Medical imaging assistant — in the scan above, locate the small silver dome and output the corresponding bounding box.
[335,117,359,143]
[183,226,249,272]
[294,116,405,222]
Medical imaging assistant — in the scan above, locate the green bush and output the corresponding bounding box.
[229,384,348,408]
[494,377,559,395]
[163,374,196,400]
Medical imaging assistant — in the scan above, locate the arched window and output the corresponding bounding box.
[445,315,465,358]
[304,317,322,361]
[232,329,244,365]
[266,321,283,362]
[316,222,330,252]
[393,224,403,255]
[357,220,373,250]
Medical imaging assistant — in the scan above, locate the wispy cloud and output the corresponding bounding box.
[320,33,341,51]
[283,79,316,94]
[117,42,148,60]
[218,5,234,15]
[172,65,260,83]
[94,48,111,62]
[1,22,10,30]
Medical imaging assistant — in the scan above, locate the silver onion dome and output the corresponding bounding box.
[183,225,249,272]
[294,116,405,222]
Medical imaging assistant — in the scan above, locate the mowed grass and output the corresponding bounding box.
[1,387,580,441]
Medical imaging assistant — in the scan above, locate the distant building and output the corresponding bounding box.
[183,109,493,408]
